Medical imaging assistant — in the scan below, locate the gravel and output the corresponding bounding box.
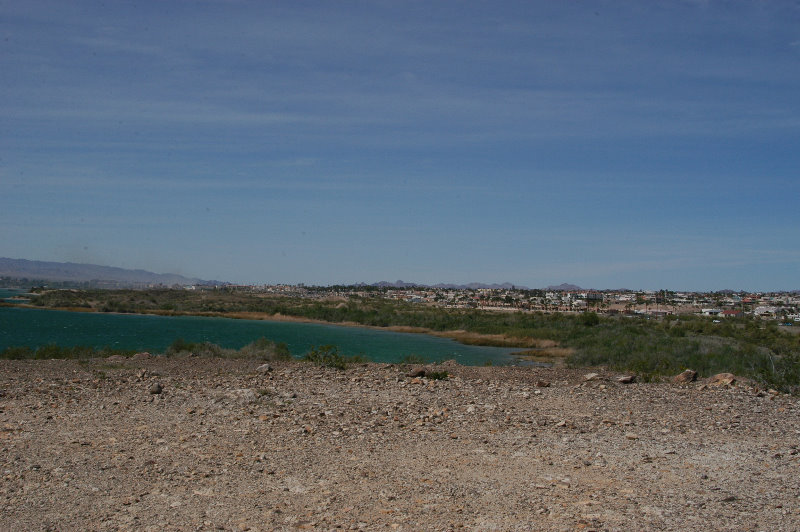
[1,358,799,531]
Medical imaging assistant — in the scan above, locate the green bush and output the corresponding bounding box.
[0,344,134,360]
[238,337,292,361]
[400,354,426,365]
[0,346,34,359]
[580,312,600,327]
[303,344,351,369]
[165,337,293,360]
[165,337,202,356]
[164,338,232,357]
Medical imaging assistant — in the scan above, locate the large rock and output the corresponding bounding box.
[707,373,736,387]
[672,369,698,384]
[616,375,636,384]
[256,363,273,373]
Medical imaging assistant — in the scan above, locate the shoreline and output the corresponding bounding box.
[6,303,564,354]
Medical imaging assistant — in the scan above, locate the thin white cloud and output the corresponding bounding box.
[71,36,165,57]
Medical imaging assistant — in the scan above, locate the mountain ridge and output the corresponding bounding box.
[0,257,222,287]
[1,257,598,291]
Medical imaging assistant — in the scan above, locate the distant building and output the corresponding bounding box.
[754,306,778,316]
[721,310,744,318]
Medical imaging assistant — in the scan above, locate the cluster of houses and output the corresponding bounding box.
[201,283,800,321]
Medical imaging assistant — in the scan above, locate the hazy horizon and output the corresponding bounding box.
[2,2,798,292]
[2,256,797,294]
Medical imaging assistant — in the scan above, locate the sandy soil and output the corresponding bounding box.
[2,358,799,531]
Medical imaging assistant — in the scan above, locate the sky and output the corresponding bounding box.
[2,1,799,291]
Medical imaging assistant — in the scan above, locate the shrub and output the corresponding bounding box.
[165,337,202,356]
[302,344,349,369]
[580,312,600,327]
[0,346,34,359]
[238,337,292,361]
[1,344,134,360]
[401,354,426,365]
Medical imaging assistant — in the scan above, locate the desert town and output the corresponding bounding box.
[207,283,800,322]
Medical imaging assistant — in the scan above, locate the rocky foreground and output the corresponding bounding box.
[1,358,799,531]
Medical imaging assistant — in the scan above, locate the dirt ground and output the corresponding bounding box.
[2,357,799,531]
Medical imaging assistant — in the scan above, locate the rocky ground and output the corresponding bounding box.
[1,357,799,531]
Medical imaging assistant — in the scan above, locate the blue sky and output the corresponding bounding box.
[2,1,799,291]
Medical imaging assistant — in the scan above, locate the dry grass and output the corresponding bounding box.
[430,330,557,348]
[510,346,575,367]
[386,326,433,334]
[512,347,574,358]
[43,306,97,313]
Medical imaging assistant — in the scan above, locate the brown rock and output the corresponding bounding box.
[616,375,636,384]
[407,368,427,378]
[534,380,551,388]
[583,373,600,382]
[132,352,151,360]
[149,382,163,394]
[707,373,736,387]
[672,369,698,384]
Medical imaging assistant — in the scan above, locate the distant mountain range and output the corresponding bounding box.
[0,258,222,287]
[1,257,594,291]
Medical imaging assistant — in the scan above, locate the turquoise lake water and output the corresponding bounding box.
[0,290,524,365]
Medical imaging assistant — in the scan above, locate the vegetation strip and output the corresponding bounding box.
[13,288,800,393]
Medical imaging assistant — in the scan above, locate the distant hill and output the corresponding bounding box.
[0,258,223,287]
[371,280,420,289]
[433,282,529,290]
[545,283,584,291]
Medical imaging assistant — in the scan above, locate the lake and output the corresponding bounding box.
[0,290,524,366]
